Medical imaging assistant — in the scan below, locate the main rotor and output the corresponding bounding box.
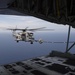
[0,26,54,32]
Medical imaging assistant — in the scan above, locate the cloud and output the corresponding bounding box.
[0,15,75,33]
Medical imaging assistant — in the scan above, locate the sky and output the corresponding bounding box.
[0,15,75,65]
[0,14,75,33]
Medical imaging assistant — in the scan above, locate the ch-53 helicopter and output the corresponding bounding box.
[1,26,54,44]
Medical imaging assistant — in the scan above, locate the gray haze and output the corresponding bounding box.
[0,31,75,65]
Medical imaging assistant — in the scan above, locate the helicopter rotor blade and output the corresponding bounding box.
[7,27,46,31]
[0,26,54,31]
[0,27,14,30]
[34,29,54,31]
[27,27,46,31]
[27,28,54,31]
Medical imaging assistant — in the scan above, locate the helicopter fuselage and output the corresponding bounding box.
[14,31,34,44]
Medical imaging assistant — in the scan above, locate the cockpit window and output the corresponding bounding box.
[22,34,25,36]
